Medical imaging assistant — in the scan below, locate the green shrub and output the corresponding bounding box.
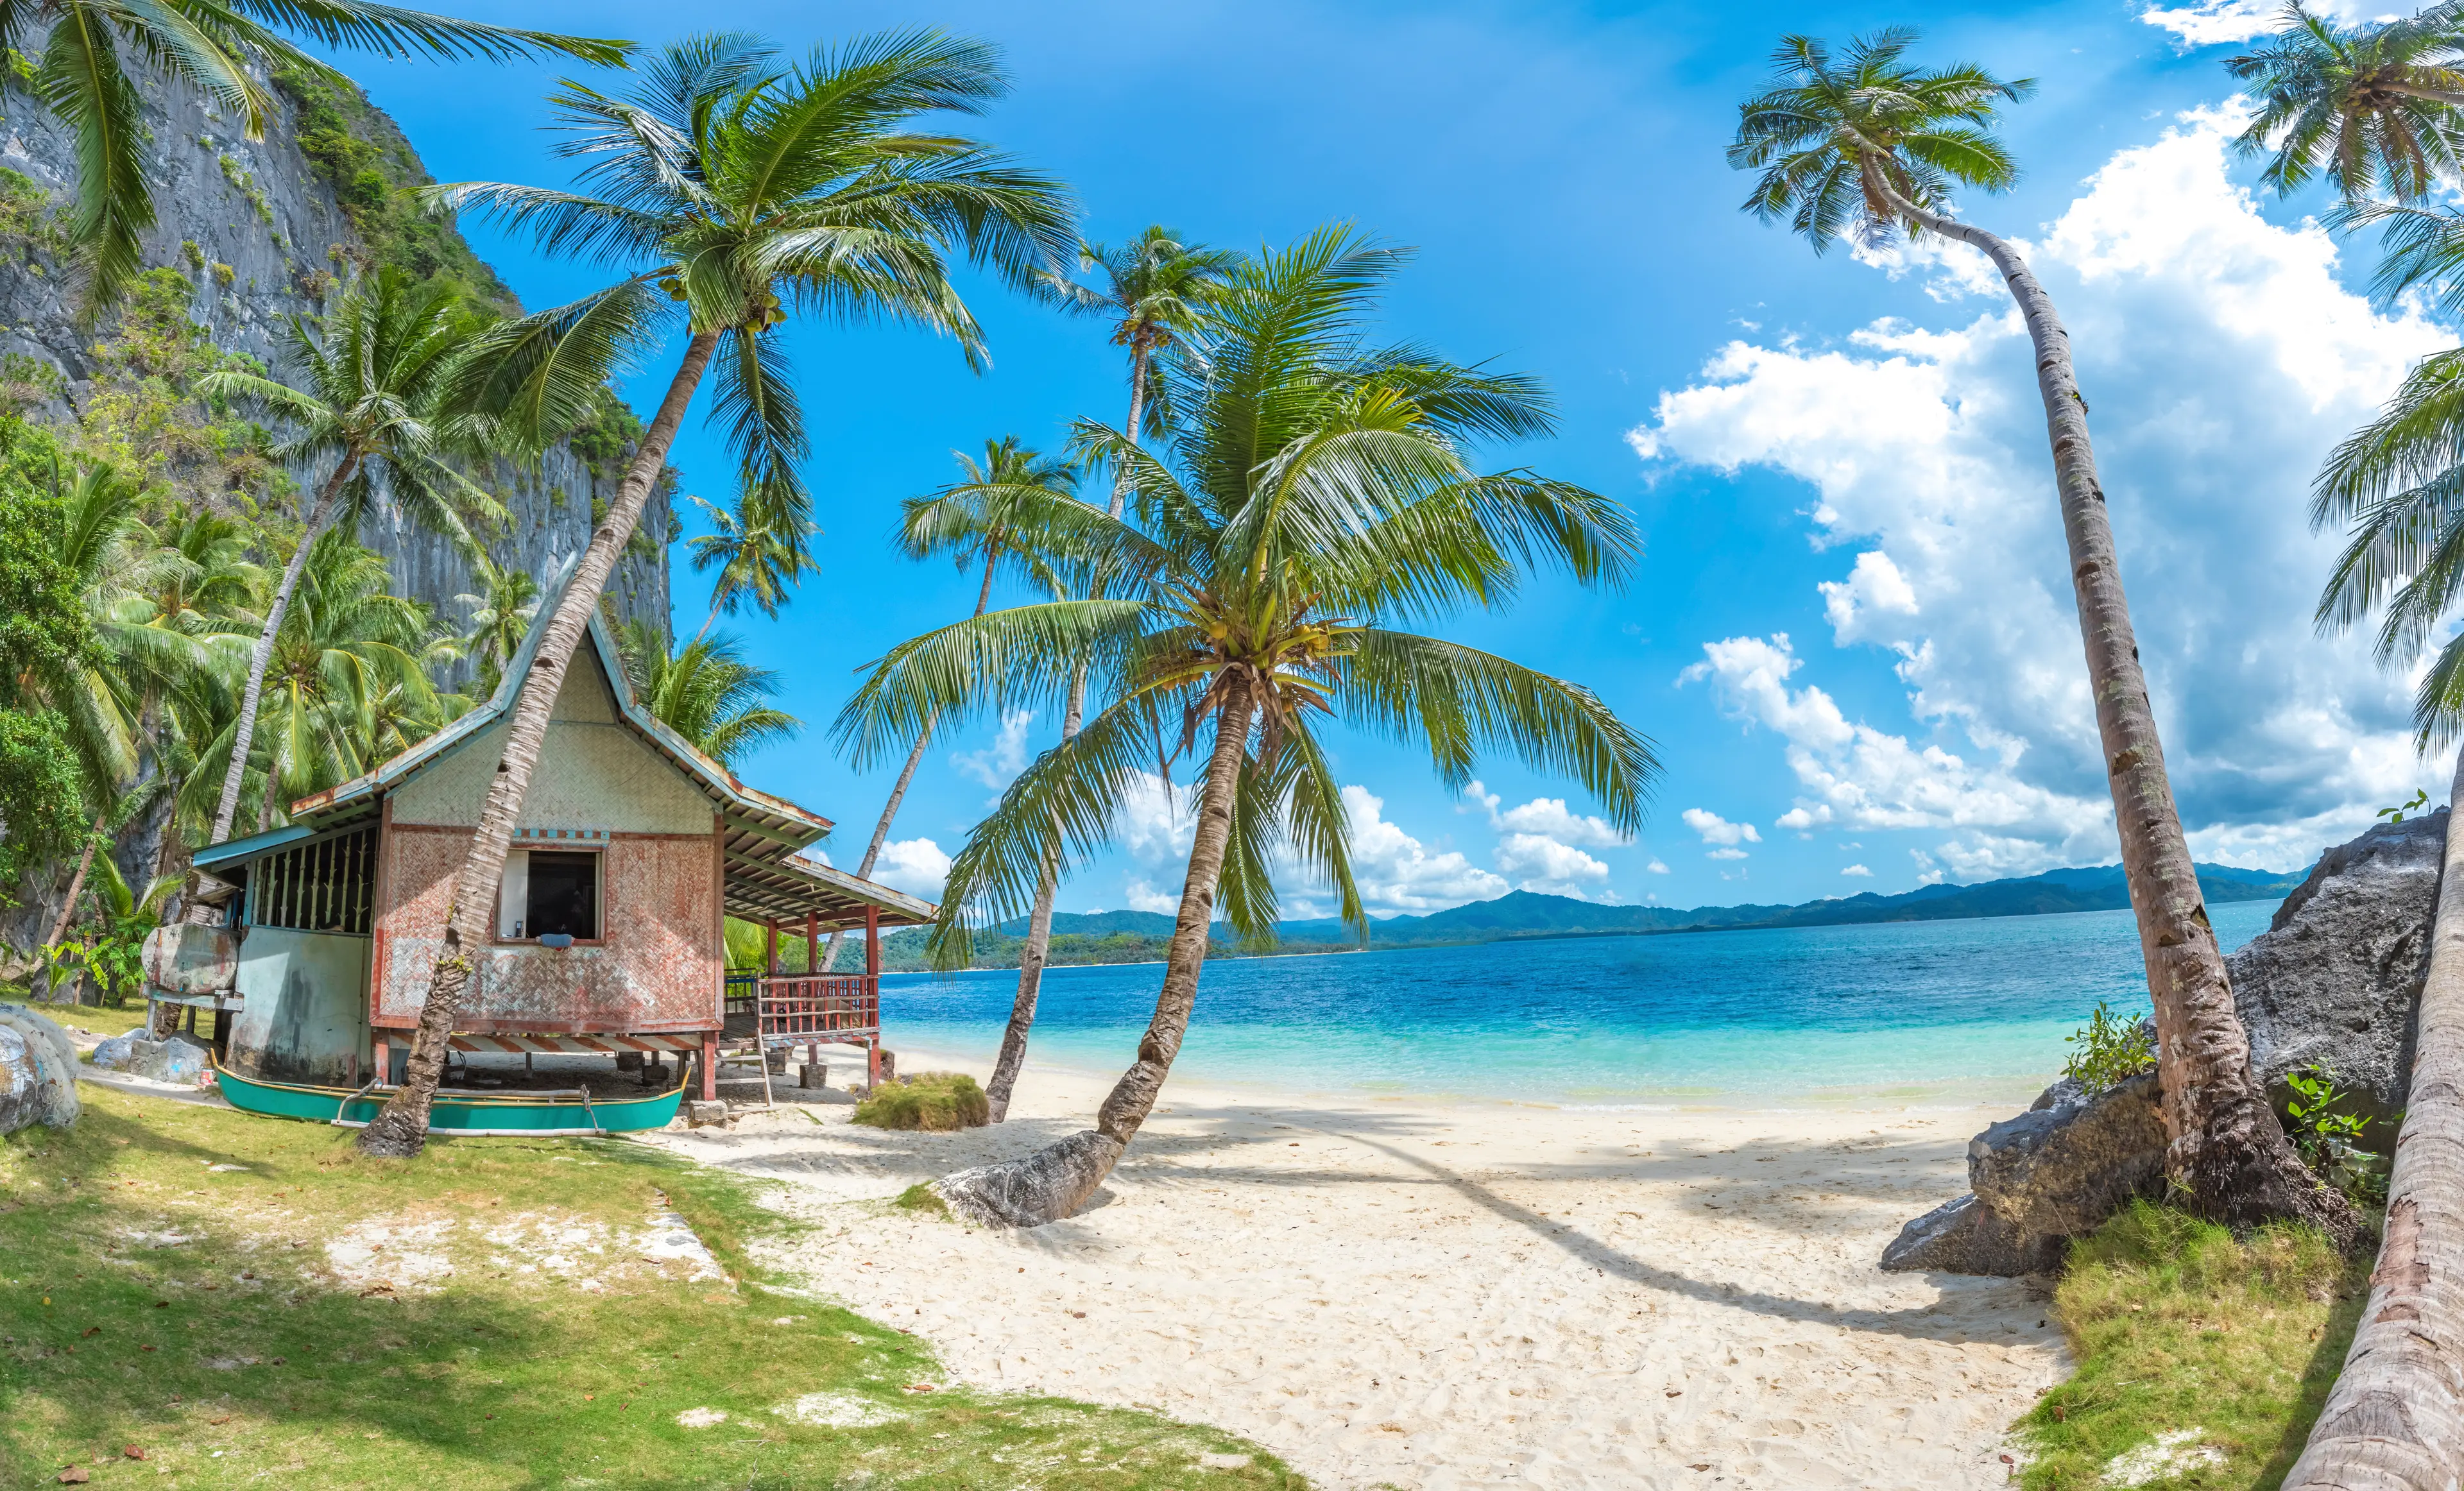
[2062,1000,2155,1094]
[853,1072,991,1132]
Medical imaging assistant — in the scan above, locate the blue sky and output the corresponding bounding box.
[334,0,2433,916]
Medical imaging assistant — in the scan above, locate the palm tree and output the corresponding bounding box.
[685,486,814,643]
[452,552,539,698]
[353,31,1074,1157]
[0,1,627,311]
[1730,28,2354,1241]
[615,617,798,768]
[836,227,1654,1224]
[817,434,1075,987]
[1039,226,1244,499]
[2226,3,2464,202]
[993,230,1239,1112]
[194,268,504,853]
[184,527,452,831]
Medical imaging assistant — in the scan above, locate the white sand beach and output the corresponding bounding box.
[651,1053,2068,1490]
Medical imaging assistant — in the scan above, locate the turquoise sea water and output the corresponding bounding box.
[878,899,2284,1108]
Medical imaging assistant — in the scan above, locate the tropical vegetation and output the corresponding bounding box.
[836,226,1655,1223]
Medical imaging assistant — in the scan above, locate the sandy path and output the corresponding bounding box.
[650,1053,2066,1490]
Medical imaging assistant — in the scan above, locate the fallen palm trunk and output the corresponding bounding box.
[2279,751,2464,1490]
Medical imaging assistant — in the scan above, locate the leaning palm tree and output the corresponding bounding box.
[2226,1,2464,202]
[194,267,504,852]
[820,433,1078,987]
[996,230,1240,1100]
[615,618,798,769]
[0,1,627,311]
[837,227,1653,1224]
[685,485,814,643]
[1730,28,2354,1240]
[353,31,1074,1157]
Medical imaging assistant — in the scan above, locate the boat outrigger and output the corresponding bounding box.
[144,599,935,1132]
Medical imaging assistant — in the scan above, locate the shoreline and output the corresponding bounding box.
[665,1050,2062,1489]
[880,1036,2059,1116]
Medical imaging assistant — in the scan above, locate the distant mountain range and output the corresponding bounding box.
[871,860,2307,970]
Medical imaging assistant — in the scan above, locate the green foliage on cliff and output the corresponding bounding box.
[0,421,96,889]
[268,61,518,316]
[75,269,284,515]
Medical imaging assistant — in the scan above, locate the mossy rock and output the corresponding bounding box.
[852,1072,990,1132]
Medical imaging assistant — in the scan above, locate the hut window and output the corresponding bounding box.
[246,827,376,935]
[524,851,599,940]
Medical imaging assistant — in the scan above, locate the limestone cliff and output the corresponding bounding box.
[0,64,674,661]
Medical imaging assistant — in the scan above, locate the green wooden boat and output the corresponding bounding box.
[212,1062,683,1136]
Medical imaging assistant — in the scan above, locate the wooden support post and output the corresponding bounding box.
[764,919,778,976]
[699,1030,718,1102]
[866,905,882,1087]
[375,1039,391,1086]
[805,912,817,980]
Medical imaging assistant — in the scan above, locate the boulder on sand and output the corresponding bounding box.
[0,1003,81,1132]
[1882,1072,2162,1275]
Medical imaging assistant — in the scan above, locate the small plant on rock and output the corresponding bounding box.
[2284,1064,2388,1206]
[2062,1001,2157,1095]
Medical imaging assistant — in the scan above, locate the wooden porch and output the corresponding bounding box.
[716,906,891,1103]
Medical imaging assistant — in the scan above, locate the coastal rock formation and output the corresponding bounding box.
[1888,813,2444,1275]
[1882,1073,2162,1275]
[1970,1073,2166,1237]
[0,1004,81,1132]
[2230,810,2444,1132]
[0,62,674,957]
[1879,1193,2066,1275]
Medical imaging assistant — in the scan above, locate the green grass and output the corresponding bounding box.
[852,1073,991,1132]
[0,1085,1303,1489]
[2015,1201,2368,1489]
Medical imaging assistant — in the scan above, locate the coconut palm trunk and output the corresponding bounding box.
[986,369,1140,1119]
[1865,166,2352,1241]
[822,549,1000,973]
[945,674,1253,1222]
[357,332,719,1157]
[2279,747,2464,1488]
[46,819,105,946]
[201,452,361,855]
[984,663,1084,1121]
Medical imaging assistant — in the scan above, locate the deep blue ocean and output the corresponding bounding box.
[877,899,2284,1107]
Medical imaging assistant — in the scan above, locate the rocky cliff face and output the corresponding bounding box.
[0,65,672,670]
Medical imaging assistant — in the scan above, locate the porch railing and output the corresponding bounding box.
[751,974,880,1043]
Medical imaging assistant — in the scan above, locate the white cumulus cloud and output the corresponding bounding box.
[1342,785,1508,911]
[869,838,952,898]
[1123,878,1177,916]
[1681,807,1762,848]
[2137,0,2384,47]
[1636,109,2434,874]
[1842,864,1873,878]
